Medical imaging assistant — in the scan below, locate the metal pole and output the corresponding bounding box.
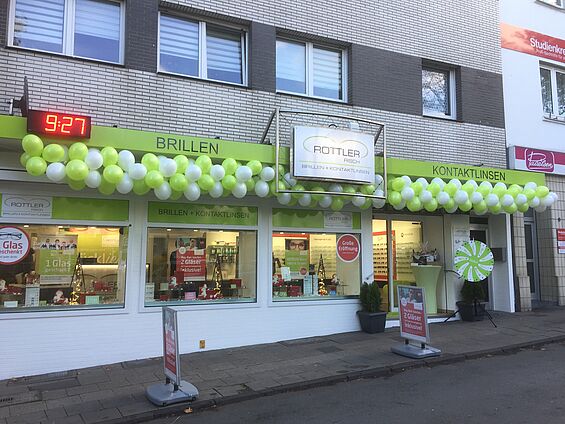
[260,109,277,145]
[275,107,280,194]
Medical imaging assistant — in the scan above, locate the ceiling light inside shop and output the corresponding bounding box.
[23,225,29,228]
[166,228,171,232]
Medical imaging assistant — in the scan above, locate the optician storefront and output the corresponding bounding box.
[0,114,555,379]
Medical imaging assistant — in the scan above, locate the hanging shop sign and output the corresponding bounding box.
[293,126,375,184]
[1,195,52,218]
[27,110,92,139]
[509,146,565,175]
[397,285,429,343]
[557,229,565,254]
[0,226,31,265]
[336,234,360,262]
[501,23,565,64]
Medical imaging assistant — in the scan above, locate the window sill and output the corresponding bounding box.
[5,45,125,68]
[157,70,249,90]
[422,113,458,122]
[543,114,565,125]
[0,303,126,320]
[276,90,348,105]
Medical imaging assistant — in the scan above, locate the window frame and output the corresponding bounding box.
[421,65,457,120]
[540,64,565,119]
[157,12,248,87]
[276,38,348,103]
[7,0,126,65]
[538,0,564,9]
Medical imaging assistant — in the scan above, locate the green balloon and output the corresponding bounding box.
[411,182,423,195]
[492,186,506,198]
[145,170,164,189]
[428,182,441,196]
[222,158,238,175]
[424,198,438,212]
[504,203,518,214]
[69,143,88,161]
[174,155,189,174]
[444,199,455,210]
[473,200,488,213]
[222,175,237,191]
[197,174,214,191]
[247,160,262,175]
[101,147,118,167]
[489,203,502,214]
[65,159,88,181]
[517,203,529,213]
[288,198,298,207]
[462,182,475,195]
[535,186,549,198]
[98,180,115,195]
[407,197,422,212]
[508,184,522,198]
[142,153,160,171]
[392,177,405,192]
[343,185,356,195]
[170,190,183,201]
[68,179,86,191]
[459,200,473,212]
[22,134,44,157]
[278,164,286,176]
[292,184,305,199]
[444,182,458,196]
[363,184,376,195]
[103,164,124,184]
[477,185,491,197]
[20,152,31,167]
[388,191,402,206]
[245,177,256,191]
[26,156,47,176]
[360,199,372,210]
[523,188,535,201]
[169,173,188,192]
[42,144,65,163]
[133,179,150,195]
[270,180,286,195]
[311,186,325,201]
[331,197,344,211]
[195,155,212,174]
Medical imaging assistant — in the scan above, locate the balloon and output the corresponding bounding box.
[415,178,428,189]
[535,205,547,213]
[184,182,201,201]
[401,176,412,187]
[145,170,164,189]
[461,182,475,195]
[467,180,478,189]
[232,182,247,198]
[185,164,202,182]
[477,185,491,197]
[470,192,483,205]
[529,197,540,208]
[283,172,297,187]
[98,180,115,195]
[270,180,286,195]
[277,193,292,205]
[489,203,502,214]
[245,177,256,191]
[68,179,86,191]
[46,162,66,182]
[401,187,415,201]
[22,134,43,156]
[222,158,238,175]
[310,187,325,201]
[255,180,269,197]
[501,194,514,207]
[424,198,438,212]
[319,196,332,208]
[298,194,312,207]
[459,200,473,212]
[407,197,422,212]
[479,181,493,190]
[411,182,423,195]
[375,174,385,188]
[128,163,147,180]
[103,164,124,184]
[508,184,522,198]
[42,144,65,163]
[85,170,102,188]
[449,179,462,189]
[20,152,30,167]
[437,192,451,205]
[343,185,357,196]
[362,184,376,195]
[331,198,344,211]
[170,190,183,201]
[515,194,528,206]
[486,193,499,207]
[388,191,402,206]
[428,182,441,196]
[116,174,133,194]
[141,153,160,171]
[235,165,253,182]
[493,183,507,197]
[473,200,488,214]
[444,199,455,211]
[222,175,237,191]
[431,177,445,188]
[195,155,212,174]
[419,190,432,204]
[291,184,305,199]
[517,203,529,213]
[260,166,275,182]
[101,147,118,167]
[328,184,343,193]
[535,186,550,198]
[524,182,537,191]
[174,155,189,174]
[159,158,176,178]
[352,196,366,207]
[133,179,150,195]
[523,188,535,201]
[373,198,386,209]
[392,177,405,192]
[154,182,172,200]
[65,159,88,181]
[117,150,135,171]
[207,181,222,198]
[85,149,104,170]
[69,143,88,161]
[454,190,469,205]
[247,160,262,175]
[198,174,215,191]
[393,200,406,211]
[210,164,225,181]
[504,203,518,214]
[542,195,555,207]
[444,182,458,196]
[169,173,188,192]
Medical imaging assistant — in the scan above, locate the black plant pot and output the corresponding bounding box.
[456,301,485,322]
[357,311,387,333]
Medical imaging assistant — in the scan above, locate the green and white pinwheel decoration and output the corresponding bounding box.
[454,240,494,282]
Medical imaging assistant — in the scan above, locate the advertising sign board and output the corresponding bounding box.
[397,285,430,344]
[162,307,181,385]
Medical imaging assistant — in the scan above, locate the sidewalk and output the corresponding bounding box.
[2,307,565,424]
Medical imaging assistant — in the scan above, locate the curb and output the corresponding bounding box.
[93,334,565,424]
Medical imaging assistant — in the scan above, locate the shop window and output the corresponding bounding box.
[145,228,257,305]
[276,39,347,101]
[422,65,456,119]
[540,66,565,117]
[272,232,360,300]
[159,14,247,85]
[0,225,127,311]
[9,0,124,64]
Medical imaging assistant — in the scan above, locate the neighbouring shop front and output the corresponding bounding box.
[0,113,555,379]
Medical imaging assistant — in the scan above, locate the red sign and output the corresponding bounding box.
[398,285,429,343]
[336,234,360,262]
[501,23,565,64]
[0,226,31,265]
[557,229,565,254]
[509,146,565,175]
[27,110,92,138]
[177,247,206,280]
[162,307,180,384]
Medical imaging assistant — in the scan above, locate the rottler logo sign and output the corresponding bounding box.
[293,126,375,184]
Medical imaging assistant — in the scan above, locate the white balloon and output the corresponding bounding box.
[494,182,507,191]
[232,182,247,198]
[542,195,555,207]
[524,182,537,191]
[254,180,270,197]
[501,194,514,207]
[209,181,224,198]
[159,158,177,178]
[210,164,225,181]
[549,192,559,202]
[283,172,297,187]
[375,174,384,188]
[185,164,202,182]
[373,198,386,208]
[449,179,462,189]
[85,170,102,188]
[117,150,135,172]
[401,187,415,201]
[298,194,312,207]
[529,196,540,208]
[85,149,103,170]
[467,180,478,189]
[486,193,500,207]
[277,193,292,205]
[374,189,385,197]
[328,184,343,193]
[46,162,66,183]
[515,194,528,206]
[470,192,483,205]
[260,166,275,182]
[419,190,433,204]
[184,182,201,201]
[454,190,469,205]
[437,192,450,205]
[393,200,406,210]
[116,174,133,194]
[399,176,411,187]
[479,181,493,190]
[352,196,366,207]
[319,196,332,208]
[416,178,428,189]
[128,163,147,180]
[155,181,172,200]
[187,158,195,165]
[235,166,252,183]
[535,205,547,213]
[431,177,445,188]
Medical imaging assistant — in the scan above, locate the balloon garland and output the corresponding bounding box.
[20,134,558,214]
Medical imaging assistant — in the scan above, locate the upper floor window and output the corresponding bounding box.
[276,39,347,102]
[540,66,565,117]
[539,0,564,8]
[159,14,247,86]
[9,0,124,64]
[422,66,456,119]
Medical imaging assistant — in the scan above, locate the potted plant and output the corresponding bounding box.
[357,282,387,333]
[456,280,486,322]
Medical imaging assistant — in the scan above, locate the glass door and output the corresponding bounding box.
[372,219,389,312]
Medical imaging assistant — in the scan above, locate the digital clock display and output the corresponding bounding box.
[27,110,92,138]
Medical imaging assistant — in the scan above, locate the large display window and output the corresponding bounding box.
[145,228,257,305]
[0,224,128,311]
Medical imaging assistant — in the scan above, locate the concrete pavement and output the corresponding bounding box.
[2,307,565,424]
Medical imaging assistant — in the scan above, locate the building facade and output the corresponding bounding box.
[0,0,550,379]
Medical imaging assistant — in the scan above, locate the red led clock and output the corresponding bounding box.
[27,110,91,139]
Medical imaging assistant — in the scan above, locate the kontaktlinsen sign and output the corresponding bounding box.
[292,126,374,184]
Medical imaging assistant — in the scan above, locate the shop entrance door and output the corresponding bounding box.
[524,214,540,302]
[469,226,490,308]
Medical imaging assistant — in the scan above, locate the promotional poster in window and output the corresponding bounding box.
[35,235,78,285]
[172,237,207,282]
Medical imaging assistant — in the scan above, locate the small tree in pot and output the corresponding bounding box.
[456,280,486,322]
[357,282,387,333]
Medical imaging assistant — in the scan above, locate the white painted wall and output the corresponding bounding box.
[489,214,515,312]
